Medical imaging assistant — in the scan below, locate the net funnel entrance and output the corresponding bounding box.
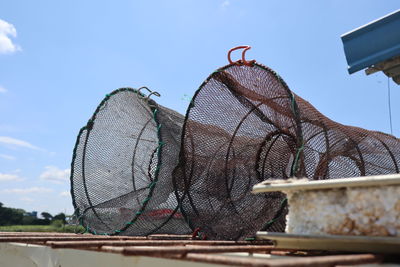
[71,88,190,235]
[173,62,400,240]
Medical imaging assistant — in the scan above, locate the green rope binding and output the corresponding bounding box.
[260,198,288,231]
[115,98,165,235]
[291,143,304,177]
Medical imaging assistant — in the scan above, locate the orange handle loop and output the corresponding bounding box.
[227,46,255,66]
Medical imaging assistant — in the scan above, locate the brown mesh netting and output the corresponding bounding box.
[71,88,190,235]
[173,62,400,240]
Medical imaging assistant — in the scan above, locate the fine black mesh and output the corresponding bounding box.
[173,63,400,240]
[71,88,190,235]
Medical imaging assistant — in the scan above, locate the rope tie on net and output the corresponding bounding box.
[291,142,305,177]
[191,227,207,240]
[269,87,303,230]
[288,90,304,177]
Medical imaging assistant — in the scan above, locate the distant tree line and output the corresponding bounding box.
[0,202,66,226]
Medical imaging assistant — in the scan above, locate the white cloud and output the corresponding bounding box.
[40,166,70,184]
[0,172,23,182]
[0,136,41,150]
[0,19,20,54]
[2,187,53,194]
[0,86,7,93]
[0,154,16,160]
[59,191,70,197]
[221,0,230,8]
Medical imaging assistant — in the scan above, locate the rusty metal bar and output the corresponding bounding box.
[0,232,79,236]
[101,245,275,256]
[178,253,382,267]
[147,234,193,240]
[48,239,272,248]
[0,234,78,238]
[0,236,147,243]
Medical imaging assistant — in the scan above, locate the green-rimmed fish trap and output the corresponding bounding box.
[70,88,190,235]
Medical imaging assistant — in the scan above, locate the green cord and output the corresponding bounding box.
[261,198,288,230]
[149,181,157,189]
[287,89,304,177]
[291,143,304,176]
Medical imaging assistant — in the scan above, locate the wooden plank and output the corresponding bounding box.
[252,173,400,193]
[0,232,144,239]
[0,236,147,243]
[0,233,80,237]
[183,253,382,267]
[365,55,400,75]
[101,245,275,255]
[257,232,400,254]
[384,64,400,76]
[394,75,400,85]
[147,234,192,240]
[48,240,271,248]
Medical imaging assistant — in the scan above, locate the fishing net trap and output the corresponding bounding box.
[70,46,400,240]
[172,46,400,240]
[70,87,190,235]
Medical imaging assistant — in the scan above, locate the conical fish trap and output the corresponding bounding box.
[71,88,190,235]
[173,57,400,240]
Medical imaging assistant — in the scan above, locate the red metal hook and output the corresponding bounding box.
[227,45,255,66]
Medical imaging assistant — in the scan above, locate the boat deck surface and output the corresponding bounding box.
[1,232,400,266]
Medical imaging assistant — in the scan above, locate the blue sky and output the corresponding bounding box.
[0,1,399,216]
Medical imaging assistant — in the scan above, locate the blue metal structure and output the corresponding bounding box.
[341,9,400,75]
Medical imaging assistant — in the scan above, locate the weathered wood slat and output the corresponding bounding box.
[101,245,275,255]
[0,236,147,242]
[181,253,382,267]
[48,239,272,248]
[0,232,79,236]
[147,234,193,240]
[257,232,400,254]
